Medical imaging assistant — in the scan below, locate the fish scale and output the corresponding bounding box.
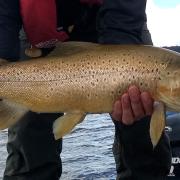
[0,41,179,147]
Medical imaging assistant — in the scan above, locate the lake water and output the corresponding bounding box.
[1,112,179,179]
[0,114,116,180]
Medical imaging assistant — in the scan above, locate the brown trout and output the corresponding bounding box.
[0,42,179,148]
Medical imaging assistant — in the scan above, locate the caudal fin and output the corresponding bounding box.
[0,99,28,129]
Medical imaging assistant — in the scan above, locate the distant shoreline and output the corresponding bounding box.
[163,46,180,53]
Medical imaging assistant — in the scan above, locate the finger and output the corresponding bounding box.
[141,92,154,116]
[128,85,145,120]
[111,98,122,122]
[121,93,134,125]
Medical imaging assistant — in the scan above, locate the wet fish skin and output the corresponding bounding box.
[0,42,179,147]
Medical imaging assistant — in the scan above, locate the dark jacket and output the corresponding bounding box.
[1,0,174,179]
[97,0,147,44]
[97,0,172,179]
[113,118,171,180]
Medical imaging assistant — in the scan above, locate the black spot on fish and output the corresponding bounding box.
[111,91,114,95]
[91,82,95,86]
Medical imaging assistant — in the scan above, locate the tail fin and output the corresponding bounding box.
[0,99,28,129]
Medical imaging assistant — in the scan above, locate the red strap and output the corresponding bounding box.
[20,0,69,48]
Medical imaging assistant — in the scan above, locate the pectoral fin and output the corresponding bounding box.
[0,99,28,129]
[53,112,86,140]
[150,102,165,148]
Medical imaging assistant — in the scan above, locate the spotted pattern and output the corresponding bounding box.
[0,42,179,113]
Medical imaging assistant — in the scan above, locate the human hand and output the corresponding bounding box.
[111,85,154,125]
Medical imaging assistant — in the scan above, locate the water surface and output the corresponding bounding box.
[0,114,116,179]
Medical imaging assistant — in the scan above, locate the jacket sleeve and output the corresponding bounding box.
[97,0,147,44]
[113,116,171,179]
[0,0,21,60]
[20,0,69,48]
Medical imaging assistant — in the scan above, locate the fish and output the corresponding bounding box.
[0,41,179,148]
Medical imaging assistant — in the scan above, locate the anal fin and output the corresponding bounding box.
[150,102,165,148]
[53,112,86,140]
[0,99,28,129]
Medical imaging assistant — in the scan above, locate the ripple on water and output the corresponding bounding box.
[0,114,116,179]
